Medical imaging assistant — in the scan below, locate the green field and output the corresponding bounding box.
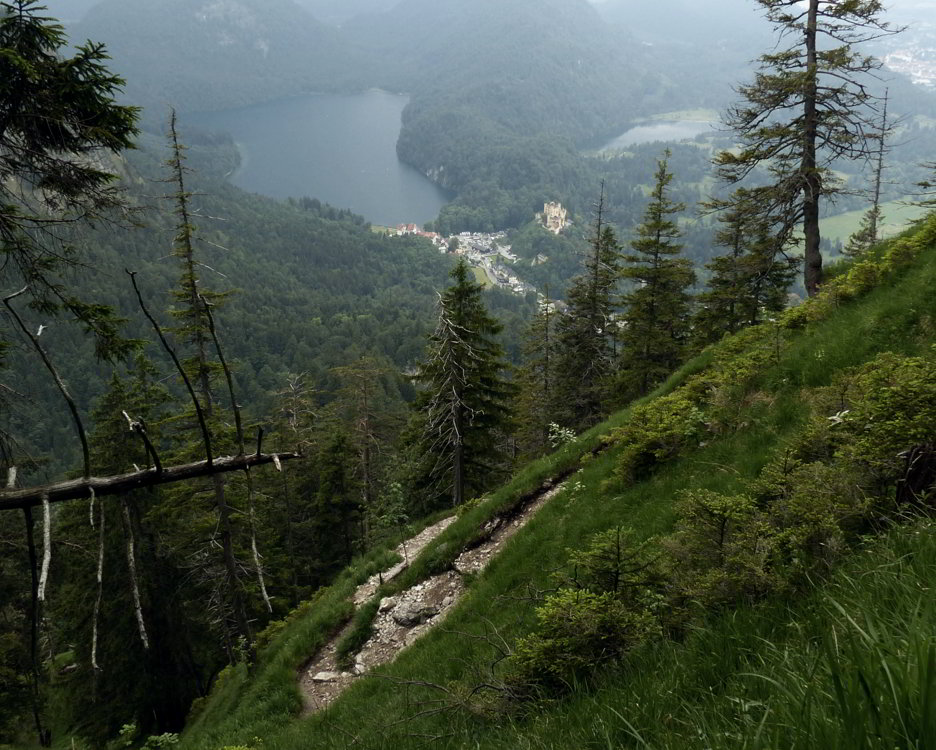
[821,197,928,247]
[471,264,494,288]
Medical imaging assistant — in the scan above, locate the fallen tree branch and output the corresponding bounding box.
[0,452,299,511]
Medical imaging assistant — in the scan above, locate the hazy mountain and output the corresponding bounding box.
[36,0,102,23]
[594,0,767,45]
[345,0,655,140]
[292,0,400,26]
[73,0,359,118]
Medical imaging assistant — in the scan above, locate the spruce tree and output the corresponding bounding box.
[163,111,250,652]
[716,0,897,297]
[415,259,513,508]
[694,188,798,346]
[553,191,620,430]
[845,90,892,259]
[0,0,138,358]
[270,373,317,603]
[515,289,556,459]
[330,356,402,548]
[616,151,695,401]
[0,6,137,743]
[843,205,881,260]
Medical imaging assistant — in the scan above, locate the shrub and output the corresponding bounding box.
[837,351,936,483]
[565,526,661,605]
[664,490,779,607]
[613,390,706,482]
[506,589,657,696]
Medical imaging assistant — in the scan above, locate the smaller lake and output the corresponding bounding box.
[599,120,715,152]
[187,90,450,227]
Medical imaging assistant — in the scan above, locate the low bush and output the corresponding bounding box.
[506,589,657,696]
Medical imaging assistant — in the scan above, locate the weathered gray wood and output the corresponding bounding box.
[0,452,300,511]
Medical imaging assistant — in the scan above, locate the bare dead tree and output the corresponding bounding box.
[201,293,272,613]
[120,498,150,649]
[0,450,298,512]
[90,503,106,685]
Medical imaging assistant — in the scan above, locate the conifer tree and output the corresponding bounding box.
[163,111,250,651]
[843,205,881,260]
[845,90,892,259]
[553,191,620,430]
[54,358,210,743]
[270,372,317,603]
[715,0,896,297]
[616,151,695,401]
[515,289,555,459]
[315,429,360,571]
[0,0,138,359]
[330,356,402,547]
[416,259,513,508]
[0,6,138,744]
[694,188,798,346]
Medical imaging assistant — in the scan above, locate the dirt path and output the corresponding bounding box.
[352,516,457,606]
[298,480,564,714]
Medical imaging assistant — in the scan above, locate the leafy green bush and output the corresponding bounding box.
[837,351,936,482]
[662,490,778,608]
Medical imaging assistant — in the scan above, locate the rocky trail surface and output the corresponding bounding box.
[298,480,565,713]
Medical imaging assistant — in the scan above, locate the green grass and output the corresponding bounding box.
[466,517,936,750]
[471,265,494,288]
[178,218,936,750]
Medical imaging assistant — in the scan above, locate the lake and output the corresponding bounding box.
[598,120,715,152]
[187,90,450,227]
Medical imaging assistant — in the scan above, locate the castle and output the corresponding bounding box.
[542,201,568,234]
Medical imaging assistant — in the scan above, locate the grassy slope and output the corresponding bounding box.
[180,216,936,750]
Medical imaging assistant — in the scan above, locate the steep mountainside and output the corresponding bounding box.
[175,213,936,750]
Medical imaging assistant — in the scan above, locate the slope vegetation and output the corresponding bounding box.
[177,215,936,750]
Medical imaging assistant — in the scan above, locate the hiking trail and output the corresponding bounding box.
[298,480,565,713]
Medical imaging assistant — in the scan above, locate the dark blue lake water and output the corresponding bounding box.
[187,90,450,226]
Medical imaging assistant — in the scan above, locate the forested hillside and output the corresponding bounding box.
[172,199,936,750]
[73,0,357,120]
[6,130,537,480]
